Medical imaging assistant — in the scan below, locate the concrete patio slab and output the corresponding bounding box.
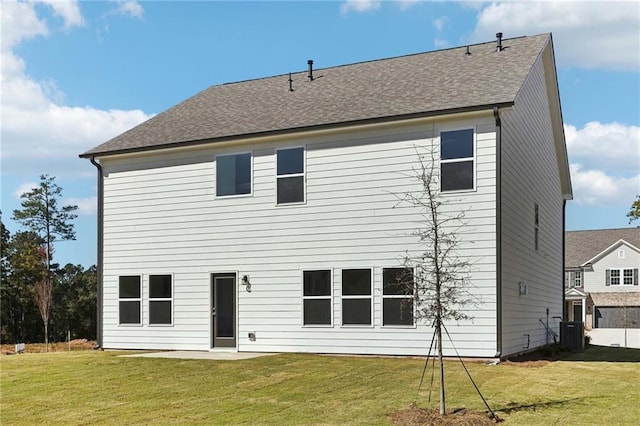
[120,351,276,360]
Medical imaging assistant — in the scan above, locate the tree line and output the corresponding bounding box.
[1,175,96,346]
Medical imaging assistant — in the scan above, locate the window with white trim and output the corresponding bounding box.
[149,275,172,325]
[572,271,582,288]
[341,269,372,326]
[119,276,141,325]
[440,129,474,192]
[610,269,621,285]
[382,268,414,326]
[277,147,305,204]
[303,270,331,325]
[606,268,639,286]
[216,152,251,196]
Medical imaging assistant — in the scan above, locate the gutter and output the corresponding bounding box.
[79,102,515,159]
[89,156,104,350]
[493,106,503,358]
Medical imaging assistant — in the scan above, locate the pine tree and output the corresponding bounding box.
[12,175,78,350]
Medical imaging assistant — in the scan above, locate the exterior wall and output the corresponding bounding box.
[499,47,565,356]
[99,114,499,357]
[583,242,640,294]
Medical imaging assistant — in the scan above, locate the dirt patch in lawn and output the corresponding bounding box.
[500,344,574,367]
[1,339,96,355]
[390,405,500,425]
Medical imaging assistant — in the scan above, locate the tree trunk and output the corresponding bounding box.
[437,319,445,415]
[44,322,49,352]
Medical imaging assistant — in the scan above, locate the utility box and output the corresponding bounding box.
[561,321,584,352]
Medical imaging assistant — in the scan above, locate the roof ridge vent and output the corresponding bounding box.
[307,60,314,81]
[496,32,504,51]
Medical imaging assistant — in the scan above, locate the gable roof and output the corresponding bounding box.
[81,33,553,158]
[565,228,640,267]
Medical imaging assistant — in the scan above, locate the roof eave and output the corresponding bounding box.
[79,102,514,159]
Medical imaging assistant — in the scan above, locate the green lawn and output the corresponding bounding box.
[1,346,639,425]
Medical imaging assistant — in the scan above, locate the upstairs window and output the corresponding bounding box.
[303,270,332,326]
[606,268,639,286]
[216,153,251,196]
[609,269,621,286]
[149,275,173,325]
[572,271,582,288]
[440,129,474,192]
[119,276,141,325]
[277,147,305,204]
[341,269,372,326]
[382,268,414,326]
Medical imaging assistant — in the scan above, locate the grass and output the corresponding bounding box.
[1,345,639,425]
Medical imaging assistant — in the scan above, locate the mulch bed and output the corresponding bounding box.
[1,339,96,355]
[390,405,501,425]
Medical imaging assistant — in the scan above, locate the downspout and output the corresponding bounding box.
[89,156,104,350]
[562,199,567,323]
[493,106,503,358]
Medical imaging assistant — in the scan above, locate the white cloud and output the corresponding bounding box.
[111,0,144,19]
[0,1,47,49]
[565,122,640,175]
[341,0,381,14]
[566,121,640,206]
[570,164,639,206]
[433,16,449,31]
[395,0,421,11]
[64,196,97,215]
[39,0,84,28]
[470,2,640,71]
[434,38,449,49]
[0,0,152,177]
[13,182,38,199]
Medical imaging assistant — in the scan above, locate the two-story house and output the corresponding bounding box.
[565,228,640,347]
[80,33,572,358]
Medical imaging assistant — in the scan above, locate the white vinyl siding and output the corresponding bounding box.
[100,116,498,356]
[583,242,640,294]
[500,49,564,356]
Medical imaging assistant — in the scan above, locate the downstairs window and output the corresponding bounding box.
[119,276,141,325]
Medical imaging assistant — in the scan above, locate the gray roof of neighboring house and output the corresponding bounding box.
[565,228,640,267]
[81,33,552,158]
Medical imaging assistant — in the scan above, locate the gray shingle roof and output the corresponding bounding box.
[565,228,640,267]
[81,33,551,158]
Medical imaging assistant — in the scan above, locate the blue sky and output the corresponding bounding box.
[1,0,639,268]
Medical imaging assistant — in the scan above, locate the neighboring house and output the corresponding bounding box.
[80,33,572,358]
[564,228,640,347]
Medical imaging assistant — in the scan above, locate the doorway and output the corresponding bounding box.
[573,302,583,323]
[211,273,236,348]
